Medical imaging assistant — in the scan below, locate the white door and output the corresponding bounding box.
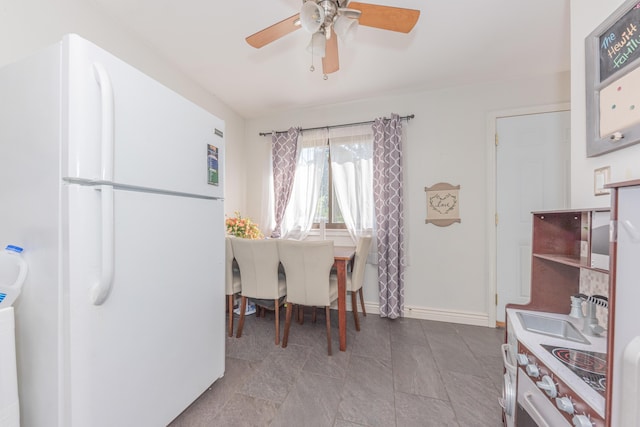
[64,184,225,426]
[496,111,570,321]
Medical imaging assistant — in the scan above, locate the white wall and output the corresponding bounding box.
[0,0,581,325]
[570,0,640,208]
[0,0,247,215]
[246,73,570,325]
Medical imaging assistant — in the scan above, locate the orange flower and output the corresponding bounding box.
[225,212,263,239]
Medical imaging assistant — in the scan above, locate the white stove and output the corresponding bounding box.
[504,309,607,427]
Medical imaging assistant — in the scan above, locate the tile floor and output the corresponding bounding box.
[169,309,505,427]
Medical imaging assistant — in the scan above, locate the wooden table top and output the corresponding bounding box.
[333,246,356,260]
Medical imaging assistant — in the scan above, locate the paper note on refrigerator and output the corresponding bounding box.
[207,144,219,186]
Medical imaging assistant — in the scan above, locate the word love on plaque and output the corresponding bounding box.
[424,182,461,227]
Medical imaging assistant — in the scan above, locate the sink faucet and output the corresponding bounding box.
[572,294,608,337]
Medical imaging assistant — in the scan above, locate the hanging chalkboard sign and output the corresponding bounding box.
[598,2,640,82]
[585,0,640,157]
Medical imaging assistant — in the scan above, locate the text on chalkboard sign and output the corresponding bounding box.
[599,2,640,82]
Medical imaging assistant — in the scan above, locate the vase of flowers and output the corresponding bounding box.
[225,211,264,239]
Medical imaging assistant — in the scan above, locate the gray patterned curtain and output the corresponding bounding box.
[372,114,405,318]
[271,128,300,238]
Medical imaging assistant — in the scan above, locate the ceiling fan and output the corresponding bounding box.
[245,0,420,78]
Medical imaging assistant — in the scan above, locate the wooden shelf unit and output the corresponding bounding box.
[507,209,607,314]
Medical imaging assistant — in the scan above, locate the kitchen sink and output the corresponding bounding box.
[517,312,590,344]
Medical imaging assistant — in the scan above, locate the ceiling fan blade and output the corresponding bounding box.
[338,7,362,19]
[322,29,340,74]
[246,14,301,48]
[348,2,420,33]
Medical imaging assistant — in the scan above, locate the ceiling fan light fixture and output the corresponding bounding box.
[300,1,325,33]
[319,0,338,26]
[306,32,327,57]
[334,15,358,42]
[245,0,421,77]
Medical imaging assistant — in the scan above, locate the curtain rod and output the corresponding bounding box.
[258,114,415,137]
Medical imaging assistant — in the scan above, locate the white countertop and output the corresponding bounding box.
[506,308,607,418]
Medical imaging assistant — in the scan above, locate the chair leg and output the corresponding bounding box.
[274,299,280,345]
[325,306,332,356]
[236,296,247,338]
[282,302,293,348]
[298,306,304,325]
[227,294,235,337]
[359,288,366,317]
[351,291,360,332]
[312,307,317,324]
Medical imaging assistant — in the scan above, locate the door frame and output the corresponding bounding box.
[485,102,570,327]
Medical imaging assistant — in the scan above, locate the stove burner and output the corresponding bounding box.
[579,373,607,393]
[551,348,607,375]
[542,344,607,396]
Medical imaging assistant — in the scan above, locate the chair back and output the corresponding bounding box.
[225,237,241,295]
[231,238,283,300]
[278,240,335,307]
[350,235,372,292]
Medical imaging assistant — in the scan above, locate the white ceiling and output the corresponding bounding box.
[90,0,571,119]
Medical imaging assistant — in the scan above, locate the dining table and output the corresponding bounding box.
[333,246,356,352]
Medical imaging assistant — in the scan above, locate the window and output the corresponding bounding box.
[279,124,373,239]
[312,146,345,228]
[328,125,375,235]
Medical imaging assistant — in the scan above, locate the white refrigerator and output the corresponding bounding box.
[0,34,226,426]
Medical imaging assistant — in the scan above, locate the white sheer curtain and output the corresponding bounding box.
[281,128,328,240]
[329,125,376,260]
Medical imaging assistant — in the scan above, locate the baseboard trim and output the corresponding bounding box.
[362,302,491,327]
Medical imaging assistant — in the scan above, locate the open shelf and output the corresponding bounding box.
[508,209,609,314]
[532,253,588,269]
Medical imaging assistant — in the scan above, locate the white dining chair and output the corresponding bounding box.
[231,238,286,345]
[335,235,372,331]
[225,237,242,337]
[278,239,337,355]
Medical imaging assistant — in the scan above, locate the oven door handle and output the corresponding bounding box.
[501,344,517,375]
[523,391,552,427]
[498,397,505,409]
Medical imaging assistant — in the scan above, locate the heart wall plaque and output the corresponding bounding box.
[425,182,461,226]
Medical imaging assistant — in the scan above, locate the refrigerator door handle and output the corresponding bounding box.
[93,62,114,182]
[90,185,115,305]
